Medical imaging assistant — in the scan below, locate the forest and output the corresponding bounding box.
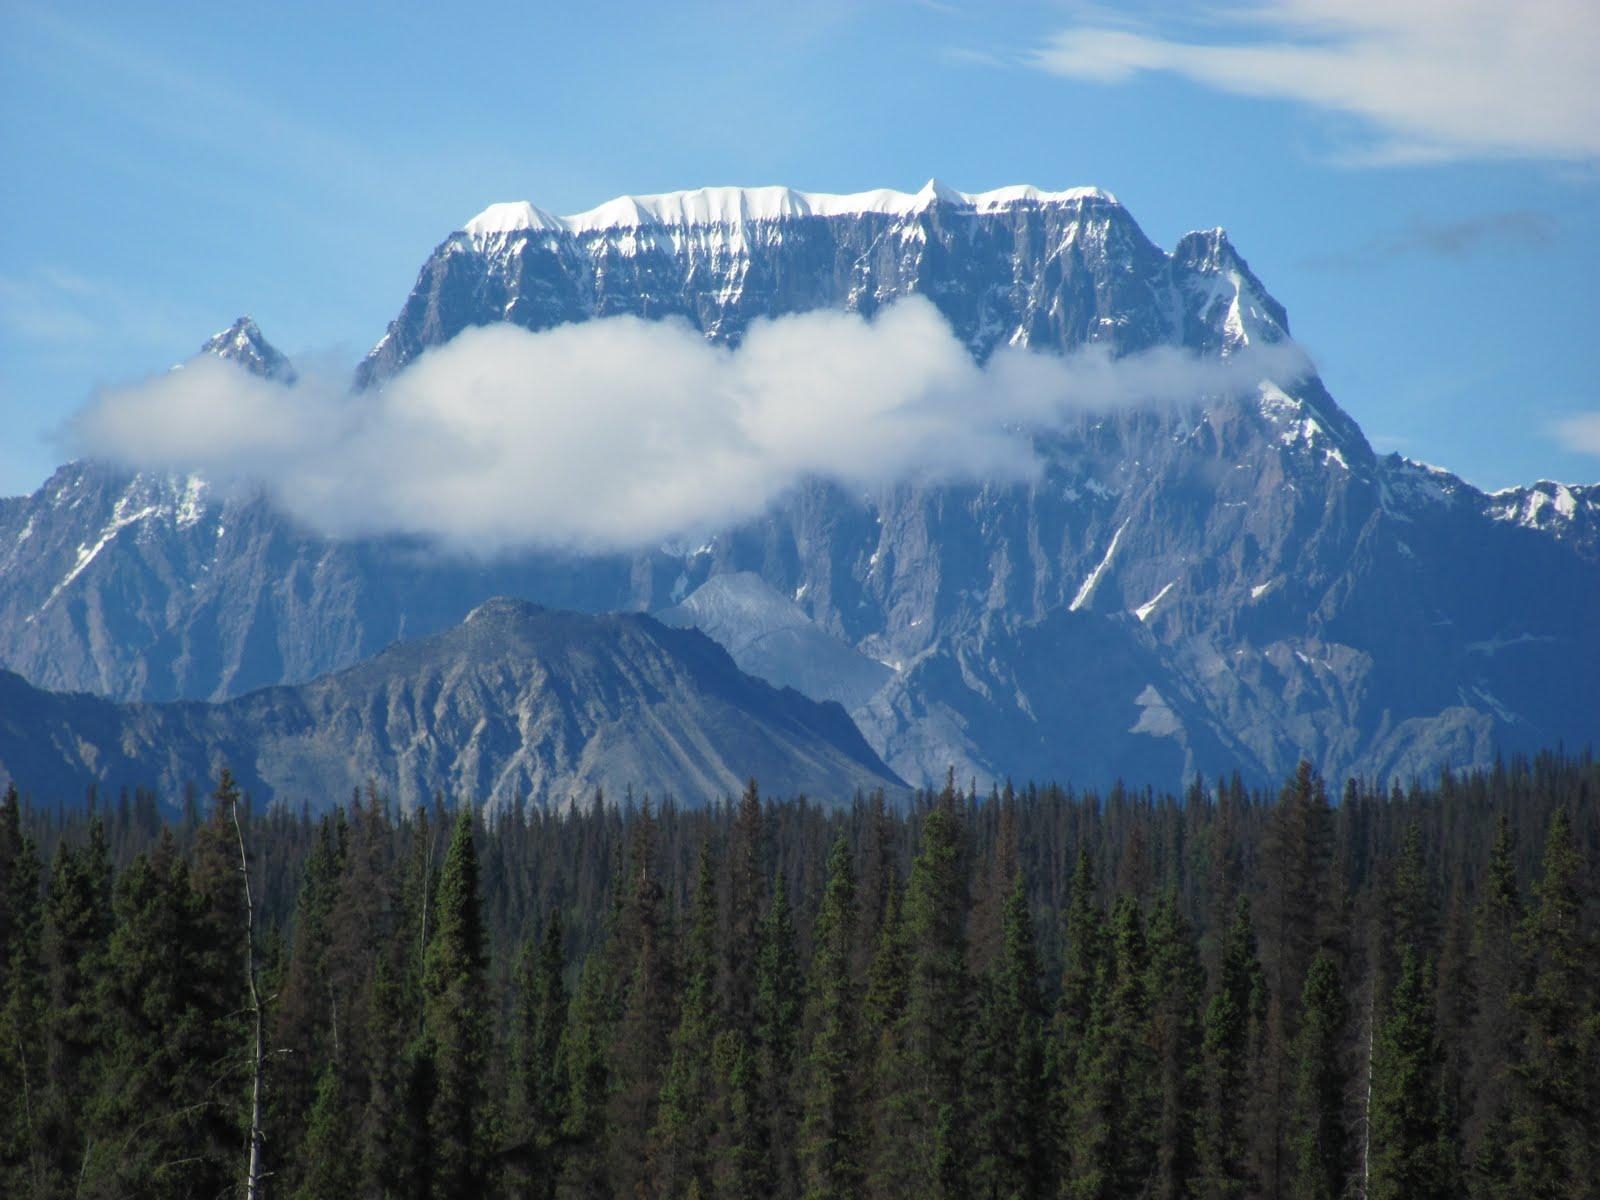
[0,755,1596,1200]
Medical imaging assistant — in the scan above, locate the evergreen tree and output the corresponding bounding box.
[358,950,430,1200]
[1196,895,1266,1200]
[38,821,115,1191]
[755,873,803,1198]
[973,875,1050,1200]
[1465,816,1522,1198]
[297,1060,358,1200]
[509,909,570,1200]
[0,784,46,1195]
[1287,950,1348,1200]
[606,808,677,1200]
[1369,946,1447,1200]
[1065,894,1156,1200]
[652,849,721,1199]
[1506,808,1596,1199]
[422,806,491,1199]
[894,804,972,1198]
[799,834,863,1200]
[1145,891,1203,1200]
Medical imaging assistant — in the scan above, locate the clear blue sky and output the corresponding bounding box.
[3,0,1596,496]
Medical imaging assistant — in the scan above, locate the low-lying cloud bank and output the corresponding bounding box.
[72,299,1311,553]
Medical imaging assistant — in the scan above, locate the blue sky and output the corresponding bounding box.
[2,0,1596,496]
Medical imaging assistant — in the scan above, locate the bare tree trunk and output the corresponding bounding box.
[1358,977,1375,1200]
[232,795,265,1200]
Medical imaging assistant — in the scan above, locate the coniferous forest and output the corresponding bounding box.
[1,757,1597,1200]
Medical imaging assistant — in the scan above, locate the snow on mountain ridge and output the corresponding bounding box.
[462,180,1120,239]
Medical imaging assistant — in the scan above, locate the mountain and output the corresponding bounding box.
[1,182,1595,794]
[656,572,894,711]
[0,598,901,813]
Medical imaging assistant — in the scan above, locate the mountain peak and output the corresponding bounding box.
[459,181,1121,239]
[201,316,296,383]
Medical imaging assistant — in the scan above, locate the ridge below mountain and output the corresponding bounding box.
[0,599,903,813]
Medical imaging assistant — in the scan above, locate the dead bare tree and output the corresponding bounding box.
[229,788,265,1200]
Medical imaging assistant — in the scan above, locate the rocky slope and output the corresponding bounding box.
[0,598,901,813]
[2,185,1595,793]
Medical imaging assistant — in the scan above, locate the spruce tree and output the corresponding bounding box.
[800,834,863,1200]
[509,909,570,1200]
[755,873,802,1198]
[973,875,1050,1200]
[1506,808,1595,1199]
[1465,816,1522,1198]
[652,849,721,1199]
[1145,891,1203,1200]
[0,784,45,1196]
[1196,894,1266,1200]
[896,804,972,1198]
[1287,950,1348,1200]
[422,806,491,1199]
[1369,945,1446,1200]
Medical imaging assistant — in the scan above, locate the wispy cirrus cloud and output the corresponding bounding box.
[1303,209,1557,269]
[1552,413,1600,458]
[1029,0,1600,164]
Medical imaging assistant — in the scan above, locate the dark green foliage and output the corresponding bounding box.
[1505,808,1597,1199]
[1370,946,1448,1200]
[1288,951,1348,1200]
[800,835,863,1200]
[2,754,1596,1200]
[972,876,1050,1200]
[423,806,492,1199]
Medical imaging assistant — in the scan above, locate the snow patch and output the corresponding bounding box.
[1134,580,1176,622]
[463,181,1119,241]
[1070,519,1128,612]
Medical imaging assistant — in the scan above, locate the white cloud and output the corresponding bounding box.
[71,298,1311,553]
[1552,413,1600,457]
[1030,0,1600,163]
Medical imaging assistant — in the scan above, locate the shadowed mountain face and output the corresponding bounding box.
[0,598,903,814]
[1,186,1595,794]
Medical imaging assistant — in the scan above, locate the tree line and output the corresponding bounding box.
[0,752,1596,1199]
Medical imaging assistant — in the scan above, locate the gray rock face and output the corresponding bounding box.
[2,185,1596,794]
[656,573,894,712]
[202,316,298,383]
[0,598,902,813]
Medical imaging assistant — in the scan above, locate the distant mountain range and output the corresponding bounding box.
[1,181,1595,807]
[0,598,900,810]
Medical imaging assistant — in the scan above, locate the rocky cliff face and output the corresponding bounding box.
[0,598,902,813]
[2,184,1595,793]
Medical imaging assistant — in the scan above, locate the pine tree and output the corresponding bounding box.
[37,821,115,1191]
[755,873,802,1198]
[422,806,491,1199]
[358,950,430,1200]
[1369,945,1446,1200]
[509,909,570,1200]
[1506,807,1596,1199]
[895,804,972,1198]
[90,836,235,1198]
[1145,891,1203,1200]
[606,808,677,1200]
[297,1060,358,1200]
[1465,815,1522,1198]
[1065,894,1156,1200]
[972,875,1050,1200]
[0,784,46,1195]
[1287,950,1348,1200]
[1196,894,1266,1200]
[799,834,863,1200]
[652,849,721,1199]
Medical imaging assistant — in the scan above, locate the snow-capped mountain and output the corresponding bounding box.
[1,182,1595,796]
